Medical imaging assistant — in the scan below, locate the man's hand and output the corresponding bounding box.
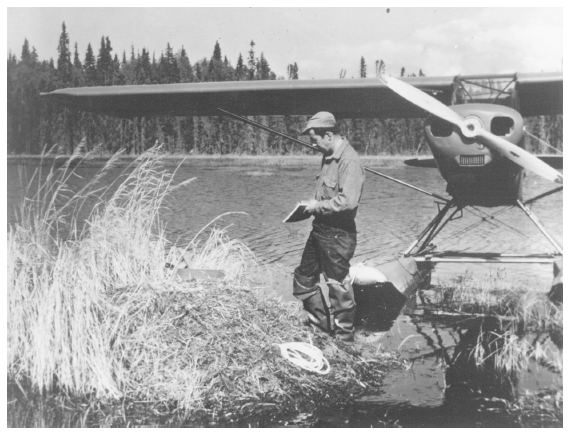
[303,199,318,214]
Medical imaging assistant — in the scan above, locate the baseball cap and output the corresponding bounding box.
[300,112,336,136]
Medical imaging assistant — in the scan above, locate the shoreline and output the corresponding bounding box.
[7,154,418,168]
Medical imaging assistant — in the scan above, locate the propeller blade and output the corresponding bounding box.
[477,129,563,184]
[379,73,464,127]
[380,73,563,185]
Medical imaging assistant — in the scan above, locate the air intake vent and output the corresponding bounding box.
[459,155,485,166]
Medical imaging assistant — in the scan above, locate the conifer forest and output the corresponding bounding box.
[7,23,563,156]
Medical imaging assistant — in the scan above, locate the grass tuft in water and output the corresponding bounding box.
[421,271,563,376]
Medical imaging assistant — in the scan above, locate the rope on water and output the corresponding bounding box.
[273,342,330,375]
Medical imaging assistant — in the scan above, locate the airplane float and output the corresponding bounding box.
[42,70,563,307]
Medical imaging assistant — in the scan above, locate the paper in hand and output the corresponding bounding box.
[283,202,311,223]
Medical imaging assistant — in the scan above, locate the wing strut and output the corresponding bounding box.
[517,200,563,255]
[363,167,450,203]
[523,186,563,206]
[217,108,319,153]
[216,108,451,204]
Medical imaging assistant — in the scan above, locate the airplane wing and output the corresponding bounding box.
[40,76,455,119]
[516,72,562,117]
[40,72,561,119]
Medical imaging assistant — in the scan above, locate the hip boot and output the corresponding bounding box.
[326,274,356,341]
[293,271,332,332]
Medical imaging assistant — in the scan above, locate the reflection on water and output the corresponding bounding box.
[328,296,562,428]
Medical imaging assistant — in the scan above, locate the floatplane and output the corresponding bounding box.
[42,69,563,307]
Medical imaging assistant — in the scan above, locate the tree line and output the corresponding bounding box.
[7,22,562,156]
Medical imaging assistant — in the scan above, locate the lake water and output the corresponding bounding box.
[7,160,563,427]
[8,160,561,290]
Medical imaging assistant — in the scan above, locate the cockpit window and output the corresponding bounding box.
[429,118,453,137]
[491,117,514,136]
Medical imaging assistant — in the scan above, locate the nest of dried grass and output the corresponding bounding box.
[100,277,393,424]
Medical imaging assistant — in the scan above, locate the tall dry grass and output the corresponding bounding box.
[8,144,197,397]
[421,273,563,376]
[8,144,388,422]
[474,291,563,375]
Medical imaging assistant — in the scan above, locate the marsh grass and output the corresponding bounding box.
[420,272,563,376]
[8,144,191,396]
[8,144,395,426]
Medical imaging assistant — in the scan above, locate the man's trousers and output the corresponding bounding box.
[293,221,357,335]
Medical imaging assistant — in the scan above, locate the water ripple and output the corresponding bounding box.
[8,164,562,288]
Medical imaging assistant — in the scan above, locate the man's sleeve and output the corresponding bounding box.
[315,159,364,215]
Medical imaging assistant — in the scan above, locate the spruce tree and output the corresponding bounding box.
[235,53,245,80]
[164,43,179,83]
[112,53,124,84]
[205,41,224,81]
[287,62,299,80]
[257,53,274,80]
[84,43,97,85]
[159,52,167,82]
[360,56,367,78]
[136,48,152,83]
[195,61,203,81]
[151,52,159,83]
[21,38,31,63]
[56,22,72,83]
[179,46,193,82]
[7,51,16,67]
[73,43,82,69]
[213,41,222,61]
[72,42,84,87]
[96,37,107,83]
[378,59,385,75]
[105,37,112,60]
[31,46,38,63]
[247,41,256,80]
[207,58,215,81]
[97,36,113,85]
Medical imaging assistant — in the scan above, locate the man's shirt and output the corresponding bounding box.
[313,138,365,232]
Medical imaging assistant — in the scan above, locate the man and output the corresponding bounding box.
[293,112,365,342]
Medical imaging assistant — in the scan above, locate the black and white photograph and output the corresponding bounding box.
[6,4,563,428]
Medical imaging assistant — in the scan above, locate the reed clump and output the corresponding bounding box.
[8,145,395,426]
[8,144,187,397]
[420,273,563,376]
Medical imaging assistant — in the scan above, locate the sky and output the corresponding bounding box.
[5,5,565,80]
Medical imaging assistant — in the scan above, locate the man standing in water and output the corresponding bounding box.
[293,112,365,342]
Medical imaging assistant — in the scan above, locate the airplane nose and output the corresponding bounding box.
[460,116,484,139]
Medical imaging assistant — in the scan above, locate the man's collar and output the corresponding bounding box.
[324,137,348,161]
